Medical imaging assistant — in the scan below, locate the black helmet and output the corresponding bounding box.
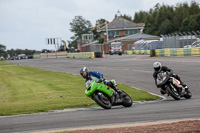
[80,67,89,78]
[153,62,162,72]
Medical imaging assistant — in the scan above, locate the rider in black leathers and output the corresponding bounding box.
[153,62,186,95]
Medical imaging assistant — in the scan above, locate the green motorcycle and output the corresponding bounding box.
[85,79,133,109]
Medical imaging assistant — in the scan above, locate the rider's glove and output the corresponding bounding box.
[96,78,103,83]
[103,79,108,84]
[169,72,173,76]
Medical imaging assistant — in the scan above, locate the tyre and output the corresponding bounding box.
[166,84,180,100]
[93,92,112,109]
[121,91,133,107]
[184,90,192,99]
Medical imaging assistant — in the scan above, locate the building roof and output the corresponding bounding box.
[104,33,160,44]
[99,17,144,31]
[81,40,99,47]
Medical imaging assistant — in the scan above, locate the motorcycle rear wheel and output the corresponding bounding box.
[93,92,112,109]
[166,84,181,100]
[121,91,133,107]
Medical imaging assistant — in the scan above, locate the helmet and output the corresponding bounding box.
[153,62,162,72]
[80,67,89,78]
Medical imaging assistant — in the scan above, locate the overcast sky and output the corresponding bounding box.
[0,0,199,50]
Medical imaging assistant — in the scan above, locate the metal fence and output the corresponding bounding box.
[162,31,200,48]
[134,40,164,50]
[90,44,102,52]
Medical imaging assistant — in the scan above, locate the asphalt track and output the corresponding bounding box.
[1,55,200,133]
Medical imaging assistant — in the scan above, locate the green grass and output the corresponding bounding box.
[0,65,159,115]
[0,61,12,65]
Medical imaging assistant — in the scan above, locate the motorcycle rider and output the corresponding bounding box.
[80,67,122,97]
[153,62,187,95]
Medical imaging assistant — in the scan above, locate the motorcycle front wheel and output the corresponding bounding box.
[121,91,133,107]
[166,84,181,100]
[93,92,112,109]
[184,90,192,99]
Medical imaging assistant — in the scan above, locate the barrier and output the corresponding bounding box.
[134,50,150,55]
[33,52,100,59]
[126,51,133,55]
[67,52,95,59]
[126,48,200,57]
[153,48,200,57]
[40,52,67,59]
[33,54,40,59]
[125,50,150,55]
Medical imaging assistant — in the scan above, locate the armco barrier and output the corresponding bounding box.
[67,52,95,58]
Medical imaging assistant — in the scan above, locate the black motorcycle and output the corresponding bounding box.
[156,71,192,100]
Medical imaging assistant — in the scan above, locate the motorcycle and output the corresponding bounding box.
[156,71,192,100]
[85,79,133,109]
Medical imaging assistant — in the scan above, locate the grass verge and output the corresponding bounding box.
[0,61,12,65]
[0,65,159,115]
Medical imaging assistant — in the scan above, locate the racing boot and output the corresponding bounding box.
[113,90,122,103]
[178,79,187,88]
[177,79,187,95]
[178,85,187,96]
[112,85,122,93]
[160,89,166,95]
[184,84,189,92]
[116,88,122,93]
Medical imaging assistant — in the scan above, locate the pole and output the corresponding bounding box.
[106,21,109,42]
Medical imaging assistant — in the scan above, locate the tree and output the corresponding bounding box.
[189,1,200,15]
[0,44,6,52]
[7,49,39,57]
[133,11,147,23]
[92,19,108,40]
[122,14,133,22]
[159,19,174,35]
[69,16,92,48]
[0,44,6,58]
[133,1,200,35]
[180,18,190,32]
[195,13,200,30]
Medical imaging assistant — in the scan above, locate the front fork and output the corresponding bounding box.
[169,83,183,96]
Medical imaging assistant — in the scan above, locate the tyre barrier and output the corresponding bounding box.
[153,48,200,57]
[126,48,200,57]
[125,50,150,55]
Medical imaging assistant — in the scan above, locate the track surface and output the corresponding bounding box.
[1,55,200,133]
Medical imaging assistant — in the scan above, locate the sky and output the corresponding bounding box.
[0,0,199,51]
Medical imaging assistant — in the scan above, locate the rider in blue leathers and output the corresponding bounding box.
[80,67,120,92]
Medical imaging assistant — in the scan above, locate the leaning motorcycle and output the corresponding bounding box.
[156,71,192,100]
[85,79,132,109]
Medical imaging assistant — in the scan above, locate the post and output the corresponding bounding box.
[106,21,109,42]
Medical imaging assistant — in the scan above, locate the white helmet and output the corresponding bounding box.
[153,62,162,72]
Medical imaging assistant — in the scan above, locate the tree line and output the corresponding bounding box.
[0,44,40,59]
[133,1,200,35]
[69,1,200,48]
